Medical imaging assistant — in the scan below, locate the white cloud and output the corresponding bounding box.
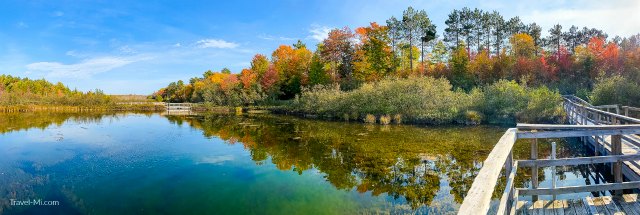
[65,50,85,58]
[258,34,296,41]
[26,55,151,79]
[173,43,182,47]
[198,155,234,165]
[308,25,333,42]
[195,39,239,49]
[520,2,640,38]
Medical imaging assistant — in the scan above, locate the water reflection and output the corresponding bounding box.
[165,114,509,209]
[0,112,608,214]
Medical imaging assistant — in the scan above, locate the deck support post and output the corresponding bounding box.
[612,134,623,197]
[531,139,538,201]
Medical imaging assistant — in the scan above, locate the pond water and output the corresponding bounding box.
[0,112,613,214]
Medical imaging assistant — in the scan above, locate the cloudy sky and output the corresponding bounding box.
[1,0,638,94]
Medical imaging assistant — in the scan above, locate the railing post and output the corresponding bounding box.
[531,139,538,202]
[594,135,600,156]
[625,106,629,116]
[551,142,556,191]
[612,134,623,197]
[505,151,513,181]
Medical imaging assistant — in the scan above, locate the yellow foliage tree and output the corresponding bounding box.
[509,33,535,58]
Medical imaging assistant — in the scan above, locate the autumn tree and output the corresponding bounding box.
[509,33,535,58]
[449,44,473,90]
[354,22,394,81]
[321,27,356,88]
[251,54,270,77]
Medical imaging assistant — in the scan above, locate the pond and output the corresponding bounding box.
[0,112,612,214]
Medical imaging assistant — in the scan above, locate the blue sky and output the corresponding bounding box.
[1,0,638,94]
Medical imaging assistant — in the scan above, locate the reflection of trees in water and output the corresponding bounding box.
[165,114,506,209]
[0,111,155,134]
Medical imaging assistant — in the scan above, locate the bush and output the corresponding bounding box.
[293,77,565,125]
[589,75,640,106]
[294,77,468,124]
[478,80,565,124]
[518,86,565,123]
[463,110,483,125]
[480,80,529,124]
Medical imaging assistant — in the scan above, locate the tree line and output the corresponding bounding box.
[153,6,640,106]
[0,75,113,106]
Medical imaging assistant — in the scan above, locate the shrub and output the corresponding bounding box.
[463,110,483,125]
[518,86,565,123]
[589,75,640,106]
[294,77,467,124]
[342,113,350,121]
[480,80,528,124]
[293,77,565,125]
[364,114,376,123]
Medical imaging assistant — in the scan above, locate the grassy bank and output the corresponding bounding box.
[286,77,565,125]
[0,103,166,113]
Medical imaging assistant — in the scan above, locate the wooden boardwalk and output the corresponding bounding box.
[565,96,640,182]
[458,96,640,215]
[515,194,640,215]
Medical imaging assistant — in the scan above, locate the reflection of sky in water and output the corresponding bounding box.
[0,113,611,214]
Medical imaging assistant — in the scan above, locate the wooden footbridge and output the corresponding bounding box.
[163,103,194,115]
[459,96,640,214]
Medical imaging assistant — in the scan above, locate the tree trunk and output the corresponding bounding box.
[421,39,425,75]
[409,32,413,72]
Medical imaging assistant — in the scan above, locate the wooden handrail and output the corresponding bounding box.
[497,162,518,215]
[563,97,640,124]
[517,123,640,130]
[460,97,640,215]
[458,128,517,215]
[518,181,640,196]
[518,154,640,167]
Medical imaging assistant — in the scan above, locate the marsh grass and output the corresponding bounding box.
[364,114,376,123]
[379,115,391,125]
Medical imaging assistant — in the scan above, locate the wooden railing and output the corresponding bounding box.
[458,96,640,215]
[165,103,193,111]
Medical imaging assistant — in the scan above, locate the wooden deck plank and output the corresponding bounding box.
[552,200,566,215]
[515,201,529,215]
[570,199,587,215]
[601,196,623,215]
[531,200,546,215]
[563,199,576,215]
[592,196,613,215]
[619,194,640,215]
[584,197,601,215]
